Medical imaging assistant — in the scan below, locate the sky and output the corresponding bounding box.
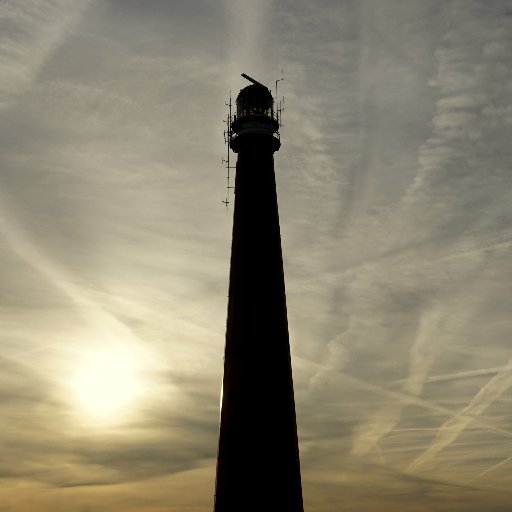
[1,0,512,510]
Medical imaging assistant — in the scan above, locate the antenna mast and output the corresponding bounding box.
[275,69,285,129]
[222,92,235,208]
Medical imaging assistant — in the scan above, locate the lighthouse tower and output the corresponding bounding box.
[214,75,304,512]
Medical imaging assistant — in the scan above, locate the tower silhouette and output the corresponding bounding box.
[214,74,304,512]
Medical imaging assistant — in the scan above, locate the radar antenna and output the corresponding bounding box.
[241,73,265,87]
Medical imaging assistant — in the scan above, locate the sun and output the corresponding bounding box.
[71,347,143,424]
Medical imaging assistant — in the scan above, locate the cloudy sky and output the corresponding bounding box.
[1,0,512,510]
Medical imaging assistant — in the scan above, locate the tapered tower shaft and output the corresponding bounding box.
[214,78,303,512]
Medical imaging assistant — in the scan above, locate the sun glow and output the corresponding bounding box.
[71,347,144,424]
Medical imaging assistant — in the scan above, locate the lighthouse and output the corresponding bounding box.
[214,74,304,512]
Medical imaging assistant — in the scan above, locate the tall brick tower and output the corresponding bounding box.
[214,74,303,512]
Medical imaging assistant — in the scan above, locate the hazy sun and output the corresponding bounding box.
[71,348,143,424]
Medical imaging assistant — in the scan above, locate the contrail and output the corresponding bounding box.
[298,354,512,440]
[395,366,510,385]
[466,456,511,484]
[0,192,148,362]
[223,0,274,80]
[408,360,512,472]
[342,370,512,438]
[351,309,444,457]
[0,0,94,109]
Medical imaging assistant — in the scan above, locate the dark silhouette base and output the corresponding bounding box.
[214,137,304,512]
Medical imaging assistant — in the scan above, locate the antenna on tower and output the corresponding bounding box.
[275,68,285,129]
[222,91,235,209]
